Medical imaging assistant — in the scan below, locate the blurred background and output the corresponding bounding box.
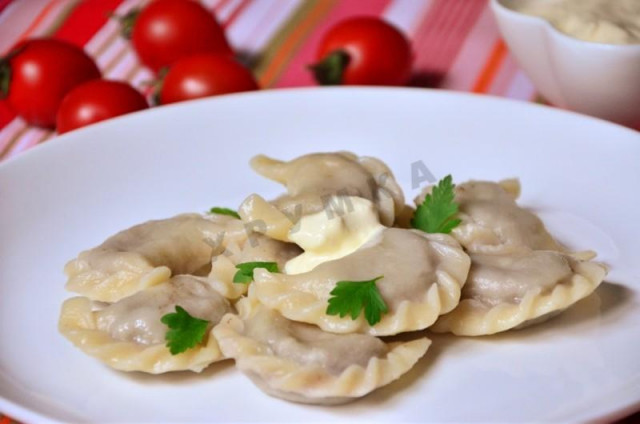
[0,0,544,162]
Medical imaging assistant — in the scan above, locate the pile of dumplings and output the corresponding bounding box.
[58,151,607,404]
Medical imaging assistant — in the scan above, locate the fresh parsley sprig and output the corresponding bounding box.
[233,261,279,284]
[208,207,241,219]
[411,175,461,234]
[161,306,210,355]
[326,276,388,326]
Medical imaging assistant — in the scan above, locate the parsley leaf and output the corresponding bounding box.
[161,306,210,355]
[233,261,279,284]
[326,276,388,326]
[208,207,241,219]
[411,174,461,234]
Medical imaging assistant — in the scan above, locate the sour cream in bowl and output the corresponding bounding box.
[490,0,640,128]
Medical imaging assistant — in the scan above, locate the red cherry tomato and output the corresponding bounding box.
[311,17,413,86]
[159,54,258,105]
[131,0,232,72]
[1,39,101,128]
[56,80,148,134]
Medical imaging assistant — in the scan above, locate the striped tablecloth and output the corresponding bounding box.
[0,1,635,423]
[0,0,540,163]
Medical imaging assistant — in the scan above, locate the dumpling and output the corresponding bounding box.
[59,275,232,373]
[415,179,564,254]
[207,232,302,300]
[394,204,417,229]
[252,227,470,336]
[213,295,430,404]
[238,194,295,242]
[65,213,246,302]
[431,251,607,335]
[245,152,405,228]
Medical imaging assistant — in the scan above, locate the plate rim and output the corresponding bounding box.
[0,86,637,174]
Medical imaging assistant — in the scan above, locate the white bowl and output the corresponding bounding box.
[490,0,640,127]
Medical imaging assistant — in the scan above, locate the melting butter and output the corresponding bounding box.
[284,196,385,274]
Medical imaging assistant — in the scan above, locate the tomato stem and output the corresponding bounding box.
[111,9,140,39]
[308,50,350,85]
[0,58,10,99]
[147,66,168,106]
[0,46,23,99]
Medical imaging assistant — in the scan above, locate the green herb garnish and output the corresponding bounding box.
[411,174,461,234]
[233,261,279,284]
[161,306,210,355]
[208,207,241,219]
[326,276,388,326]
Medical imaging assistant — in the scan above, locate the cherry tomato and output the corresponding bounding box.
[56,80,148,134]
[158,54,258,105]
[0,39,101,128]
[311,17,413,86]
[130,0,232,72]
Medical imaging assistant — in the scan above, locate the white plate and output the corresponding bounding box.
[1,88,639,423]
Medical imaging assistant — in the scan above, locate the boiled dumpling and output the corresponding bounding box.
[415,179,564,254]
[65,213,246,302]
[431,251,607,335]
[238,194,295,242]
[213,295,429,405]
[395,204,417,229]
[208,232,302,299]
[252,227,470,336]
[244,152,405,229]
[59,275,232,373]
